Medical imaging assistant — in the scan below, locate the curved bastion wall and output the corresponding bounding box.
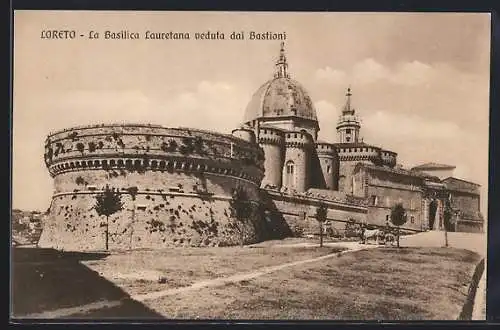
[38,124,274,251]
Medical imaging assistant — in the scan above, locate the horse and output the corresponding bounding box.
[360,228,384,245]
[384,232,396,246]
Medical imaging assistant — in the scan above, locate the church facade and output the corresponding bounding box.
[39,43,484,251]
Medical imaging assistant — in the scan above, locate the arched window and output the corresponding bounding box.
[285,160,295,187]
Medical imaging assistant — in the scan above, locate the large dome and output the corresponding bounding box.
[243,77,318,123]
[242,42,318,124]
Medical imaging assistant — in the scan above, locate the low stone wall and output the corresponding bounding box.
[265,190,367,236]
[458,258,485,320]
[457,221,484,233]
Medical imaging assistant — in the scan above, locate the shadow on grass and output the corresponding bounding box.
[11,247,164,319]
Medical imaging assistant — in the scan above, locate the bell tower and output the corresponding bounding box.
[336,87,361,143]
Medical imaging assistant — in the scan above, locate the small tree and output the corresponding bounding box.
[390,203,407,248]
[94,185,123,250]
[315,203,328,247]
[443,198,454,247]
[229,187,252,247]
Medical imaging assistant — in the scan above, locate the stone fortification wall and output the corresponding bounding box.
[265,189,367,236]
[39,124,270,251]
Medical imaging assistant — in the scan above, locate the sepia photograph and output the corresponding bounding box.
[11,11,490,320]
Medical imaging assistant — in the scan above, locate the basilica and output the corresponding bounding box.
[39,42,483,251]
[239,42,484,235]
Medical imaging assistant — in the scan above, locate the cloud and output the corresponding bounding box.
[391,61,433,86]
[363,110,461,140]
[314,67,347,85]
[352,58,391,84]
[315,58,435,87]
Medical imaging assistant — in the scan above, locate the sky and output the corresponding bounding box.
[13,11,491,216]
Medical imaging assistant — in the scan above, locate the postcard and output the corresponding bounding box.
[11,10,489,321]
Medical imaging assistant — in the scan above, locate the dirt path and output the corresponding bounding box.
[19,299,124,319]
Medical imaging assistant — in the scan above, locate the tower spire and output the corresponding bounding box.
[275,42,289,78]
[342,86,354,114]
[337,86,361,143]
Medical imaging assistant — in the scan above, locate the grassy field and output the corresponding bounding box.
[13,239,481,320]
[135,247,480,320]
[81,244,347,296]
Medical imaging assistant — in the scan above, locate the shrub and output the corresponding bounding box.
[76,142,85,153]
[75,176,85,185]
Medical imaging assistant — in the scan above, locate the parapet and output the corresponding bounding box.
[380,149,397,168]
[257,126,285,145]
[232,127,256,144]
[284,130,314,148]
[43,124,265,185]
[315,142,338,157]
[335,143,381,162]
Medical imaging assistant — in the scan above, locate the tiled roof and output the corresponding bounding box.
[356,163,426,178]
[442,177,481,187]
[411,162,456,170]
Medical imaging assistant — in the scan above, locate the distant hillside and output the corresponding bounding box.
[12,209,44,246]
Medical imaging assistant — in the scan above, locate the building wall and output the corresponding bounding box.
[364,170,424,231]
[338,161,359,194]
[451,193,481,217]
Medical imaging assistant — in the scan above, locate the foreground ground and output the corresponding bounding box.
[120,247,480,320]
[12,234,482,320]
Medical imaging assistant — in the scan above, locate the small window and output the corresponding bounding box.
[327,165,331,174]
[346,137,351,142]
[301,211,307,220]
[410,216,415,224]
[371,195,378,206]
[346,129,352,134]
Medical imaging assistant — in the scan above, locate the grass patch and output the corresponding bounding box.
[146,247,480,320]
